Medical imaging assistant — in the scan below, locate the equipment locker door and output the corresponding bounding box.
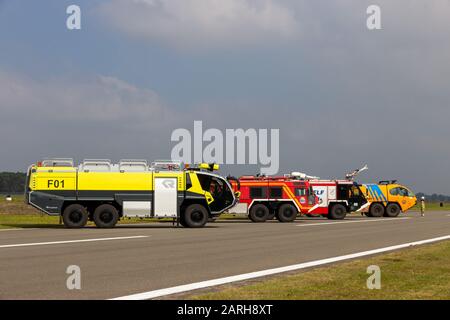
[153,177,178,218]
[313,186,328,207]
[328,186,336,201]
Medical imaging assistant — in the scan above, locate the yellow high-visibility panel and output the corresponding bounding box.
[77,172,153,191]
[33,168,77,191]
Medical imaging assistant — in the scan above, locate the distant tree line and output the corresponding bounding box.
[0,172,26,194]
[416,192,450,202]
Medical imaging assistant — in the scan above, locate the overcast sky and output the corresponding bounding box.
[1,0,449,194]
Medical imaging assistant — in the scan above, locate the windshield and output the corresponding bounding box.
[406,188,415,197]
[210,177,224,198]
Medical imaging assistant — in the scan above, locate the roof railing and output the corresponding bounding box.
[119,159,148,172]
[80,159,112,172]
[41,158,74,167]
[379,180,397,185]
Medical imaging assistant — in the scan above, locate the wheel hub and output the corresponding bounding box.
[256,209,266,218]
[100,211,113,223]
[191,210,204,222]
[285,209,294,217]
[70,210,82,223]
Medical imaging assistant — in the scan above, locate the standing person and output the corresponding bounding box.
[420,196,426,217]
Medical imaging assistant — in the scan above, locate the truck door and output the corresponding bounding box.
[294,187,308,207]
[153,177,178,218]
[348,185,367,211]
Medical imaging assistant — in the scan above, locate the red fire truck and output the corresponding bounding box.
[289,166,369,219]
[227,175,320,222]
[228,166,369,221]
[306,179,368,219]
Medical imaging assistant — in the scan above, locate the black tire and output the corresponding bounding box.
[329,204,347,220]
[385,203,401,217]
[183,204,208,228]
[249,204,269,222]
[62,204,89,228]
[369,203,385,217]
[93,204,119,228]
[277,203,298,222]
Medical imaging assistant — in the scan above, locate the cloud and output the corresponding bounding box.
[1,67,450,194]
[94,0,450,61]
[2,1,450,194]
[0,71,167,125]
[96,0,299,50]
[0,70,182,168]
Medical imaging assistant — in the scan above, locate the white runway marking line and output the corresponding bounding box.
[111,234,450,300]
[0,235,149,249]
[0,228,37,232]
[296,217,410,227]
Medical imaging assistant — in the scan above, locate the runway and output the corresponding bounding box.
[0,211,449,299]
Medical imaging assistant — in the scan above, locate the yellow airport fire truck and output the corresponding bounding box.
[25,159,236,228]
[359,180,417,217]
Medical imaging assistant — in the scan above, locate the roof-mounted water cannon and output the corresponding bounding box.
[200,163,219,171]
[290,172,320,180]
[345,164,368,181]
[187,163,220,172]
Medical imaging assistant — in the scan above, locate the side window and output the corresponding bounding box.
[295,188,306,196]
[186,173,192,189]
[338,185,349,199]
[269,187,282,198]
[197,174,211,191]
[250,187,267,199]
[389,187,399,196]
